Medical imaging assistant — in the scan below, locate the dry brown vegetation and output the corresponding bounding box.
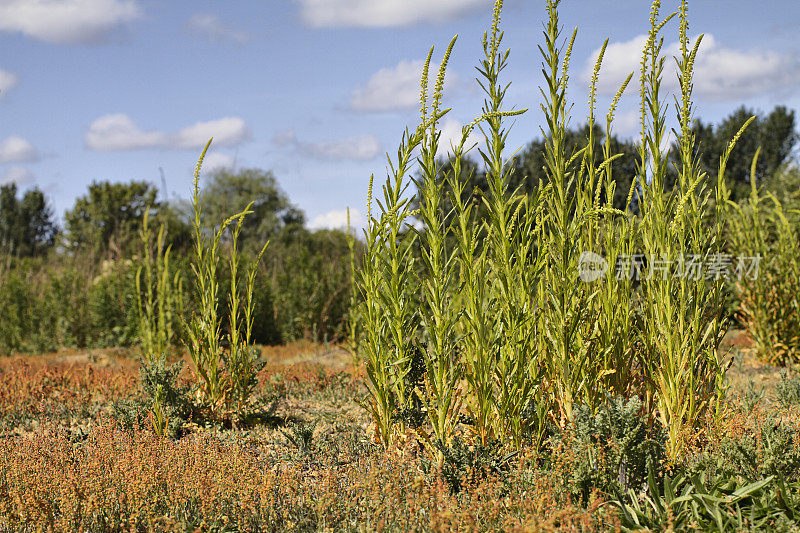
[1,336,799,532]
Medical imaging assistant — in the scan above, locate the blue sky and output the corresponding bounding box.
[1,0,798,229]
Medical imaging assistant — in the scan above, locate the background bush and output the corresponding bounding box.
[0,167,359,354]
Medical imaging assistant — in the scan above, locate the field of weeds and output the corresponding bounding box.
[2,334,800,532]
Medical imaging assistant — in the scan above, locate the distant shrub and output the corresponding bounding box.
[0,259,87,353]
[268,228,355,343]
[87,259,139,348]
[728,166,800,365]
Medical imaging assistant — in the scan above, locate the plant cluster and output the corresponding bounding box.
[612,469,800,531]
[727,157,800,365]
[352,0,753,460]
[181,141,269,422]
[118,141,274,432]
[776,371,800,408]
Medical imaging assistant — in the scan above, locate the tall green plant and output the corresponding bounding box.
[728,150,800,365]
[636,0,747,458]
[136,209,182,364]
[185,139,268,418]
[537,0,604,424]
[351,0,754,459]
[476,2,543,446]
[585,46,639,400]
[356,127,426,446]
[227,208,269,414]
[135,208,186,435]
[450,129,495,445]
[413,37,462,448]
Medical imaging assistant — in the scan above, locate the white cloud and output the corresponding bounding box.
[310,208,365,230]
[689,35,800,100]
[85,114,168,151]
[174,117,250,149]
[584,34,800,102]
[609,109,640,138]
[437,118,482,153]
[0,0,141,45]
[351,59,460,112]
[298,0,490,28]
[274,129,381,161]
[85,114,250,151]
[1,166,35,186]
[0,68,18,96]
[200,152,235,173]
[310,135,381,160]
[583,36,648,97]
[0,136,38,162]
[187,13,249,45]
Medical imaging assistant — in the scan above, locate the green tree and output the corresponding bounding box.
[198,168,305,249]
[678,106,797,201]
[64,181,159,256]
[511,124,640,211]
[0,183,57,257]
[410,124,640,233]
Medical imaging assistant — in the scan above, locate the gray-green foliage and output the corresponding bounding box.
[114,358,191,439]
[568,396,666,503]
[776,371,800,408]
[741,380,765,412]
[282,420,317,455]
[713,417,800,482]
[436,436,514,494]
[612,470,793,532]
